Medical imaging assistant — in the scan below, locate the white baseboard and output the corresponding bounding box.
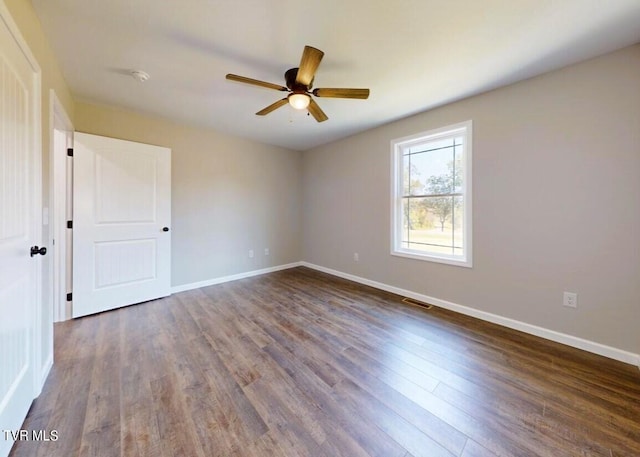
[300,262,640,368]
[171,262,303,294]
[38,353,54,395]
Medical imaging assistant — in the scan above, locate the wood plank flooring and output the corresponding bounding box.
[9,267,640,456]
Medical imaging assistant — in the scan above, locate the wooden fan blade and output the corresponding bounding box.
[226,74,288,92]
[296,46,324,86]
[256,98,289,116]
[313,88,370,99]
[307,98,328,122]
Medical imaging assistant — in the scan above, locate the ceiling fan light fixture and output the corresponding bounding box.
[288,93,310,110]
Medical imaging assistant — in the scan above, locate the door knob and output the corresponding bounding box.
[30,246,47,257]
[162,227,170,232]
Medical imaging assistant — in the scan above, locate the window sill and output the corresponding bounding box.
[391,249,472,268]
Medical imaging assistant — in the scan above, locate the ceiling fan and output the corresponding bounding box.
[226,45,369,122]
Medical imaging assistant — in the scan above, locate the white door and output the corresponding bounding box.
[72,133,171,318]
[0,9,40,457]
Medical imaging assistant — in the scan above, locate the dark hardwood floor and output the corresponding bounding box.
[9,267,640,456]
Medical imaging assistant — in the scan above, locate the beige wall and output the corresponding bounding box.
[5,0,74,120]
[74,102,303,287]
[302,44,640,355]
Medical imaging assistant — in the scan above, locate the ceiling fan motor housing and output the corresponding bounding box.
[285,68,312,92]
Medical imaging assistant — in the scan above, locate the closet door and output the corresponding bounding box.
[72,133,171,318]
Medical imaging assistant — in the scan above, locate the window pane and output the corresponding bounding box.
[402,154,409,195]
[452,144,464,194]
[402,197,431,234]
[401,196,460,255]
[425,196,452,232]
[411,143,457,196]
[403,154,424,196]
[453,196,464,252]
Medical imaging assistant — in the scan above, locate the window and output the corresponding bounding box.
[391,121,472,267]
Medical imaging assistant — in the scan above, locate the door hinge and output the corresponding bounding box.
[66,293,72,301]
[67,148,73,157]
[67,220,73,229]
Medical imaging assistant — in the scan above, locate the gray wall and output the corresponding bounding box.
[302,44,640,355]
[74,102,302,287]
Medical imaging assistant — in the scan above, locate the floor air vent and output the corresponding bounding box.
[402,297,433,310]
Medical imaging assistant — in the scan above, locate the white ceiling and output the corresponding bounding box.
[32,0,640,151]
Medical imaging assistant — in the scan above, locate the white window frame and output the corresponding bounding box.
[390,120,473,268]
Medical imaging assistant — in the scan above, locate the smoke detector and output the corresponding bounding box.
[130,70,150,83]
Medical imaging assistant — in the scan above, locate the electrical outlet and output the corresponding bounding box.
[248,250,254,258]
[264,248,269,256]
[563,292,577,308]
[353,252,359,262]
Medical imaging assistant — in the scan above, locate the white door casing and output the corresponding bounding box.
[50,90,73,322]
[72,133,171,318]
[0,6,41,457]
